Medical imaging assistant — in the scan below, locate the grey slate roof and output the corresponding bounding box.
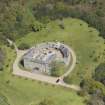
[59,45,69,57]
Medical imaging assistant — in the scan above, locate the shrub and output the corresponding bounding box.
[6,80,10,84]
[63,76,71,84]
[50,61,66,77]
[0,63,3,71]
[0,48,5,71]
[77,90,87,96]
[93,63,105,85]
[18,43,30,50]
[31,21,44,32]
[10,45,15,49]
[36,98,55,105]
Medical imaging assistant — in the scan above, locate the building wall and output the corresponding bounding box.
[23,58,50,74]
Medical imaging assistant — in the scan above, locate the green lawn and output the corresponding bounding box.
[0,44,85,105]
[1,17,104,105]
[16,18,105,85]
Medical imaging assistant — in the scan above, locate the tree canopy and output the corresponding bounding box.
[94,63,105,85]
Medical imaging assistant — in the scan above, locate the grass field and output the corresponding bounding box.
[1,17,105,105]
[16,18,105,85]
[0,45,85,105]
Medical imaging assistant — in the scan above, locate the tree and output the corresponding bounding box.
[87,96,105,105]
[80,78,105,96]
[80,78,105,105]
